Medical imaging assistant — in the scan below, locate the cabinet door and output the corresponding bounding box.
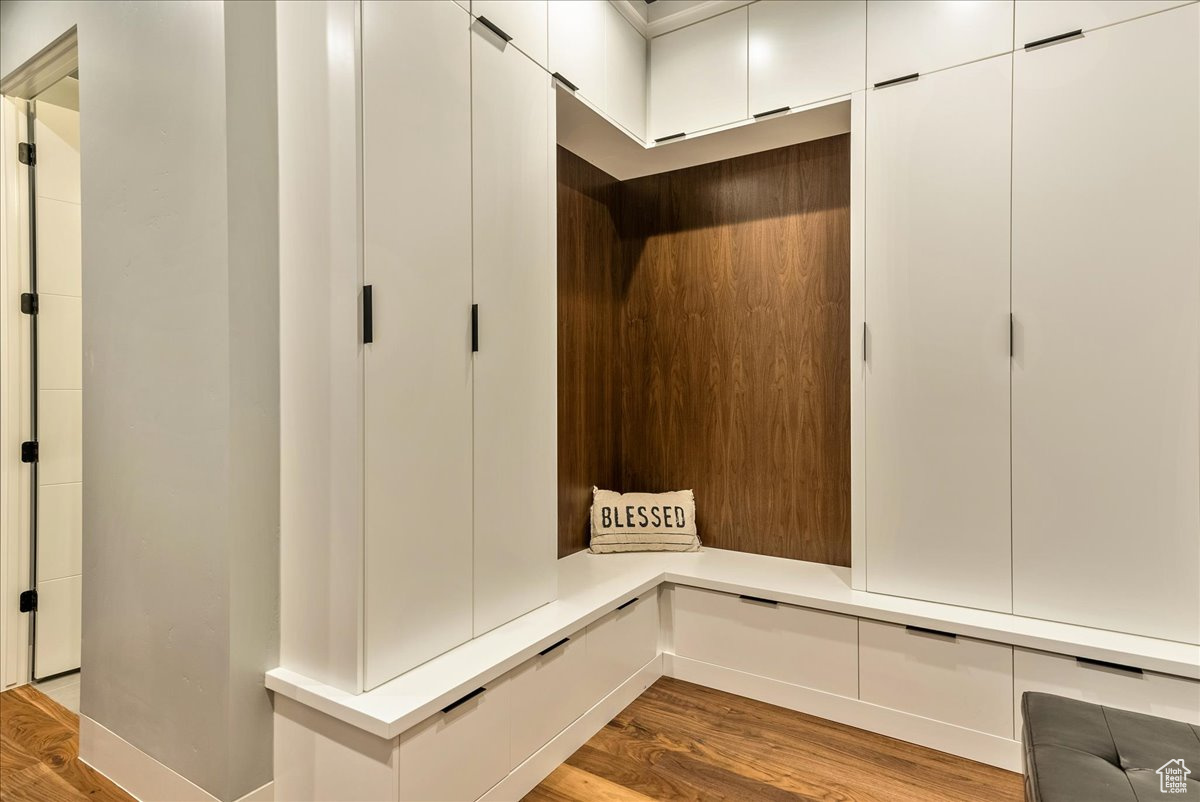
[1015,1,1189,47]
[474,0,548,68]
[749,0,865,115]
[865,57,1013,612]
[549,0,607,108]
[363,0,474,689]
[1011,5,1200,644]
[604,1,646,138]
[472,28,558,636]
[649,7,748,141]
[867,1,1013,86]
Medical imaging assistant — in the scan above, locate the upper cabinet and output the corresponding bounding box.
[1014,0,1190,46]
[604,1,647,138]
[549,0,607,107]
[867,1,1013,85]
[649,8,748,141]
[749,0,866,115]
[474,0,549,68]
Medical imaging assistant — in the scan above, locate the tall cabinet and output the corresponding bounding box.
[1011,4,1200,644]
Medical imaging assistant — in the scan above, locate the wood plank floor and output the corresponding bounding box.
[0,684,133,802]
[524,678,1024,802]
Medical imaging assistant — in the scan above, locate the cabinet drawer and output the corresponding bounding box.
[859,619,1013,737]
[586,593,659,698]
[399,677,511,801]
[1014,648,1200,739]
[672,586,858,698]
[509,632,591,768]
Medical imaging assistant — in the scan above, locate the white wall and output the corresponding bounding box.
[0,2,279,800]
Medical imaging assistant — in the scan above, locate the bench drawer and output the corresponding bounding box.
[1014,647,1200,739]
[860,619,1013,737]
[586,593,659,699]
[672,586,858,698]
[509,632,591,768]
[398,676,511,801]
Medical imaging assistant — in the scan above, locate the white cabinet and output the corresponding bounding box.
[672,587,859,697]
[649,7,748,141]
[586,594,659,698]
[399,677,512,802]
[860,620,1014,738]
[1014,648,1200,740]
[362,0,475,690]
[549,0,607,107]
[865,56,1013,612]
[604,1,646,138]
[509,634,592,767]
[1011,4,1200,644]
[474,0,549,69]
[866,1,1013,85]
[471,26,558,636]
[748,0,866,115]
[1015,1,1190,46]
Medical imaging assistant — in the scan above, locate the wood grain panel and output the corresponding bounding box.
[524,677,1023,802]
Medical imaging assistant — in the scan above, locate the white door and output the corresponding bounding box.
[548,0,607,109]
[471,30,557,636]
[1011,5,1200,644]
[362,0,474,688]
[473,0,549,69]
[649,8,748,141]
[866,1,1013,86]
[1014,0,1190,47]
[865,56,1013,612]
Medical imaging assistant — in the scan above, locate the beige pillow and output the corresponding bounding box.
[589,487,700,553]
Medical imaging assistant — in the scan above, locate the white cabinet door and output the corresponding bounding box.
[475,0,549,69]
[649,7,748,141]
[362,0,475,689]
[472,28,558,636]
[749,0,865,115]
[865,56,1013,613]
[549,0,607,108]
[1011,5,1200,644]
[604,1,646,138]
[1015,1,1189,47]
[867,1,1013,86]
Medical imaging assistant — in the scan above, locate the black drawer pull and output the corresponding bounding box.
[538,637,570,656]
[739,594,778,606]
[1025,29,1083,50]
[441,686,487,714]
[753,106,790,119]
[471,304,479,352]
[1076,656,1143,676]
[906,625,957,640]
[362,285,373,344]
[551,72,579,92]
[654,132,686,144]
[616,597,639,611]
[476,16,512,42]
[874,72,919,89]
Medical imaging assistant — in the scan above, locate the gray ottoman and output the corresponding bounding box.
[1022,691,1200,801]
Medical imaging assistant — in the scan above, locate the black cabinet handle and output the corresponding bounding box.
[616,597,639,610]
[471,304,479,352]
[905,625,957,641]
[538,637,570,656]
[1076,656,1143,676]
[753,106,789,119]
[552,72,579,92]
[654,132,686,144]
[476,16,512,42]
[363,285,373,344]
[738,594,778,606]
[441,686,487,714]
[874,73,919,89]
[1025,29,1083,50]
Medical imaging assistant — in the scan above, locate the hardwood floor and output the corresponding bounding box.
[0,684,133,802]
[524,678,1024,802]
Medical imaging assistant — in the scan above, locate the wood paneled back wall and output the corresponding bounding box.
[557,136,851,564]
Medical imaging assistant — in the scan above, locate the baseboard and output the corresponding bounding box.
[664,653,1023,772]
[480,654,665,802]
[79,715,274,802]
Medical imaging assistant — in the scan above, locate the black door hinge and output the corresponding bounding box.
[21,441,38,463]
[18,142,35,166]
[20,292,38,315]
[19,589,37,613]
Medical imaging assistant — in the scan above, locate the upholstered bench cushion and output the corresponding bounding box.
[1022,692,1200,801]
